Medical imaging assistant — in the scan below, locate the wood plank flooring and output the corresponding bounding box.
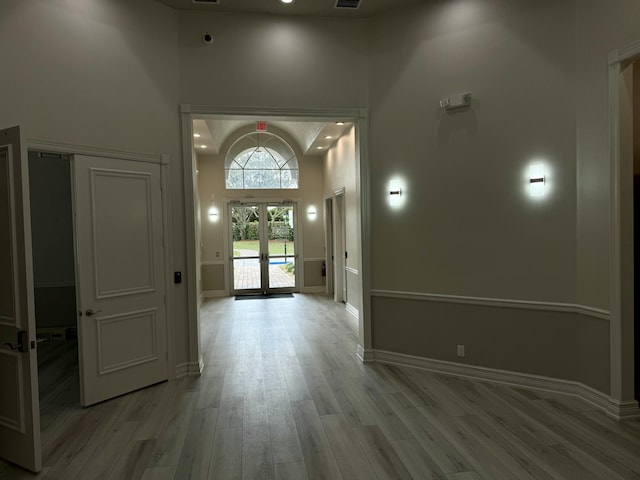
[2,293,640,479]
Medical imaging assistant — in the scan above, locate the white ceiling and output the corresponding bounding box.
[157,0,421,18]
[193,117,352,157]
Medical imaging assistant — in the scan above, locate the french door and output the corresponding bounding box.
[73,155,168,406]
[230,203,297,295]
[0,126,41,472]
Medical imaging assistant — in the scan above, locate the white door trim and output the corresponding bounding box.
[333,190,346,303]
[323,196,334,296]
[608,39,640,403]
[181,105,371,367]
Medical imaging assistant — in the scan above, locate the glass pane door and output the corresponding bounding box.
[267,205,295,290]
[231,205,262,293]
[230,203,297,295]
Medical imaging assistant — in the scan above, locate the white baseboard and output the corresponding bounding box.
[346,303,359,319]
[301,286,326,293]
[175,360,204,378]
[356,344,375,363]
[372,349,640,420]
[607,399,640,420]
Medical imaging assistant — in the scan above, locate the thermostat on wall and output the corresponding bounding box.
[440,91,472,111]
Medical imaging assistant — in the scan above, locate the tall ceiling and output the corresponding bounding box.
[157,0,421,18]
[173,0,402,155]
[193,118,352,157]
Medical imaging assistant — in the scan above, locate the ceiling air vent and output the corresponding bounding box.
[192,0,219,4]
[335,0,360,9]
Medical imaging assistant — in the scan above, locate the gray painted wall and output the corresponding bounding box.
[201,263,224,292]
[323,126,361,312]
[369,0,576,303]
[372,297,610,394]
[575,0,640,310]
[0,0,190,363]
[3,0,640,395]
[304,260,325,289]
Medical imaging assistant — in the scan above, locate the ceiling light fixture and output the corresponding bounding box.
[280,0,294,4]
[335,121,345,126]
[316,146,324,150]
[324,135,333,140]
[193,133,201,138]
[199,145,208,149]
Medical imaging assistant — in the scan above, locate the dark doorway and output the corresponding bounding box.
[634,175,640,401]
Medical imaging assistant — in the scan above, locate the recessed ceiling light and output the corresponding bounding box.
[324,135,333,140]
[335,121,345,126]
[316,146,324,150]
[193,133,201,138]
[281,0,294,4]
[199,145,208,148]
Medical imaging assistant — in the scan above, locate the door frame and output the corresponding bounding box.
[608,39,640,416]
[331,189,346,303]
[324,196,334,296]
[181,105,372,372]
[228,201,300,295]
[27,139,175,382]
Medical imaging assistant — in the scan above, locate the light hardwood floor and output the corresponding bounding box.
[2,293,640,479]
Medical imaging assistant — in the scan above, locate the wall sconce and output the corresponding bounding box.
[307,206,317,220]
[208,205,219,222]
[208,195,219,222]
[529,164,545,197]
[388,178,406,209]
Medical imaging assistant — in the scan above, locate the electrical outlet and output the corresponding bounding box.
[457,344,465,357]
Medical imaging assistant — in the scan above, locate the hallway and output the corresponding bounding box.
[2,293,640,479]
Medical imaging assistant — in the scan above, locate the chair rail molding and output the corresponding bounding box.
[370,289,610,321]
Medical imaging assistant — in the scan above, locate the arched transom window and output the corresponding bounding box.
[225,132,299,189]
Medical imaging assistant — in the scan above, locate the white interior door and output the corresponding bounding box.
[0,126,41,472]
[324,197,334,295]
[73,155,167,406]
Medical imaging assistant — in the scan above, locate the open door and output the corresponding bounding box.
[324,197,334,295]
[0,126,41,472]
[333,191,346,303]
[73,155,168,406]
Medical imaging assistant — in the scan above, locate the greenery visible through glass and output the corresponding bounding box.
[225,133,299,189]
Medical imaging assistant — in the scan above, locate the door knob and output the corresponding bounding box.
[3,342,24,351]
[85,309,102,317]
[3,330,28,352]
